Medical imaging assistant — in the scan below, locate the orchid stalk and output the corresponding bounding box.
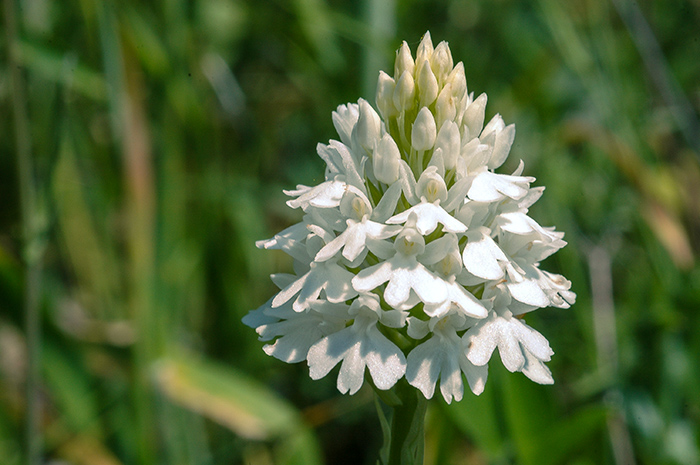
[244,32,575,464]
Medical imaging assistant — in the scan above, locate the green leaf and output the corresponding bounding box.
[154,353,309,440]
[42,342,102,438]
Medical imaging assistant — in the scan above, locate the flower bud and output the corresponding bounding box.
[416,59,439,107]
[393,71,415,112]
[463,92,487,140]
[352,98,381,152]
[431,41,453,84]
[446,62,467,100]
[435,83,456,129]
[375,71,397,120]
[394,41,415,80]
[434,121,461,169]
[415,32,434,66]
[412,107,437,151]
[374,133,401,184]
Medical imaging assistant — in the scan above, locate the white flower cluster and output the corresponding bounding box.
[244,32,575,403]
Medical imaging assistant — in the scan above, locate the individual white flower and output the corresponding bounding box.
[315,189,402,263]
[307,295,407,394]
[406,315,488,403]
[465,287,555,383]
[245,32,574,402]
[271,258,358,312]
[386,167,467,235]
[352,221,448,309]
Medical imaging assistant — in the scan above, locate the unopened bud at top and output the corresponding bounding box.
[415,32,434,66]
[431,41,453,84]
[412,107,437,151]
[394,41,415,80]
[393,71,416,112]
[416,59,439,107]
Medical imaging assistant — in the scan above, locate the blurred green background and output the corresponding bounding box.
[2,0,700,464]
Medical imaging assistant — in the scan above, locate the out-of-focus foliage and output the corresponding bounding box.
[1,0,699,464]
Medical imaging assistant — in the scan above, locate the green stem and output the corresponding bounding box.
[3,1,43,464]
[377,379,428,465]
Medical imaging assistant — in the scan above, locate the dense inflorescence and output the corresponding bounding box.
[244,32,575,403]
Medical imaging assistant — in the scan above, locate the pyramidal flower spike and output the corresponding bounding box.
[245,28,574,417]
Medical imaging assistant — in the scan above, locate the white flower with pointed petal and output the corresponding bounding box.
[272,259,358,312]
[315,189,402,263]
[465,294,555,384]
[461,227,508,280]
[285,180,348,210]
[406,316,488,403]
[419,233,487,318]
[387,167,467,235]
[352,225,448,308]
[307,295,407,394]
[256,300,349,363]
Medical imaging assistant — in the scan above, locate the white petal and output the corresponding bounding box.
[322,263,358,303]
[286,180,346,210]
[256,222,310,262]
[383,268,414,307]
[446,281,488,318]
[352,261,393,293]
[512,319,553,362]
[463,93,487,140]
[307,328,355,380]
[262,313,329,363]
[407,317,430,339]
[459,357,488,396]
[372,181,403,223]
[406,338,441,399]
[497,211,537,235]
[341,226,368,261]
[438,352,464,404]
[465,318,499,366]
[387,203,467,235]
[488,123,515,170]
[507,278,550,308]
[272,271,309,309]
[385,261,448,307]
[329,140,366,194]
[314,228,350,262]
[497,327,526,372]
[332,103,359,147]
[242,298,279,329]
[467,172,532,202]
[420,233,458,266]
[338,342,365,394]
[364,326,406,390]
[462,228,506,280]
[521,349,554,384]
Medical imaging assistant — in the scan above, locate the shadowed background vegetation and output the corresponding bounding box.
[2,0,700,464]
